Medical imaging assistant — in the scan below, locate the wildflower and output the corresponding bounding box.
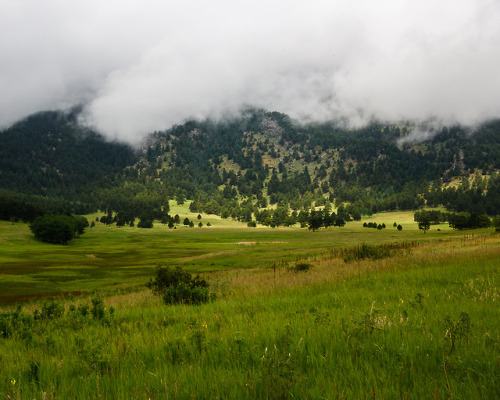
[11,379,16,386]
[202,321,208,329]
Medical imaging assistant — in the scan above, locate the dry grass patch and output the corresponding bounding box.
[202,234,500,302]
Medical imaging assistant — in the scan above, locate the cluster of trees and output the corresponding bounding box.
[0,191,91,223]
[254,202,360,230]
[97,212,211,230]
[425,175,500,215]
[306,210,346,231]
[188,189,365,229]
[0,191,44,222]
[448,212,492,230]
[190,195,258,223]
[182,217,196,228]
[414,209,494,232]
[413,209,447,232]
[30,214,88,244]
[363,222,387,230]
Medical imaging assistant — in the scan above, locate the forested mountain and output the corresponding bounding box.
[135,109,500,215]
[0,109,136,198]
[1,107,499,223]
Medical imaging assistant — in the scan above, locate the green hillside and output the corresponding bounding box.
[0,109,136,198]
[1,108,499,222]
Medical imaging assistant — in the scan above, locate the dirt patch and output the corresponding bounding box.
[236,241,257,245]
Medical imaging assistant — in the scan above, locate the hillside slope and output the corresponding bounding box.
[0,109,136,198]
[1,108,499,216]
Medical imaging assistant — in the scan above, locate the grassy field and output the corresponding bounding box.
[0,204,482,305]
[0,206,499,398]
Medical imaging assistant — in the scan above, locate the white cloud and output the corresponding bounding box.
[1,0,499,143]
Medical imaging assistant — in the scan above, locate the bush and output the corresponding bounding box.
[137,218,153,228]
[72,215,89,236]
[343,243,391,263]
[0,307,33,339]
[448,212,490,230]
[293,262,312,272]
[30,214,88,244]
[163,285,212,305]
[363,222,384,229]
[146,265,214,305]
[91,296,105,320]
[39,301,64,320]
[493,216,500,232]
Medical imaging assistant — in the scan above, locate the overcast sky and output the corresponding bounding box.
[1,0,499,144]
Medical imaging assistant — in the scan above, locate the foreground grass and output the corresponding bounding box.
[1,236,499,399]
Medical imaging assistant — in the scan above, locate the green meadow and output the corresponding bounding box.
[0,205,477,305]
[0,206,499,398]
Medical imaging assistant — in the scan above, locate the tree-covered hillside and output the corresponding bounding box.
[135,109,500,216]
[1,108,499,222]
[0,109,136,198]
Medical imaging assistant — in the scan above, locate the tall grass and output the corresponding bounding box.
[1,235,499,399]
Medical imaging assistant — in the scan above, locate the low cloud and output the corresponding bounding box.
[1,0,500,144]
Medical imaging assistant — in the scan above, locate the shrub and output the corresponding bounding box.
[146,265,214,305]
[163,285,212,305]
[39,301,64,320]
[493,216,500,232]
[293,262,312,272]
[72,215,89,236]
[78,304,90,316]
[0,307,33,339]
[30,214,88,244]
[91,296,105,320]
[343,243,392,263]
[137,218,153,228]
